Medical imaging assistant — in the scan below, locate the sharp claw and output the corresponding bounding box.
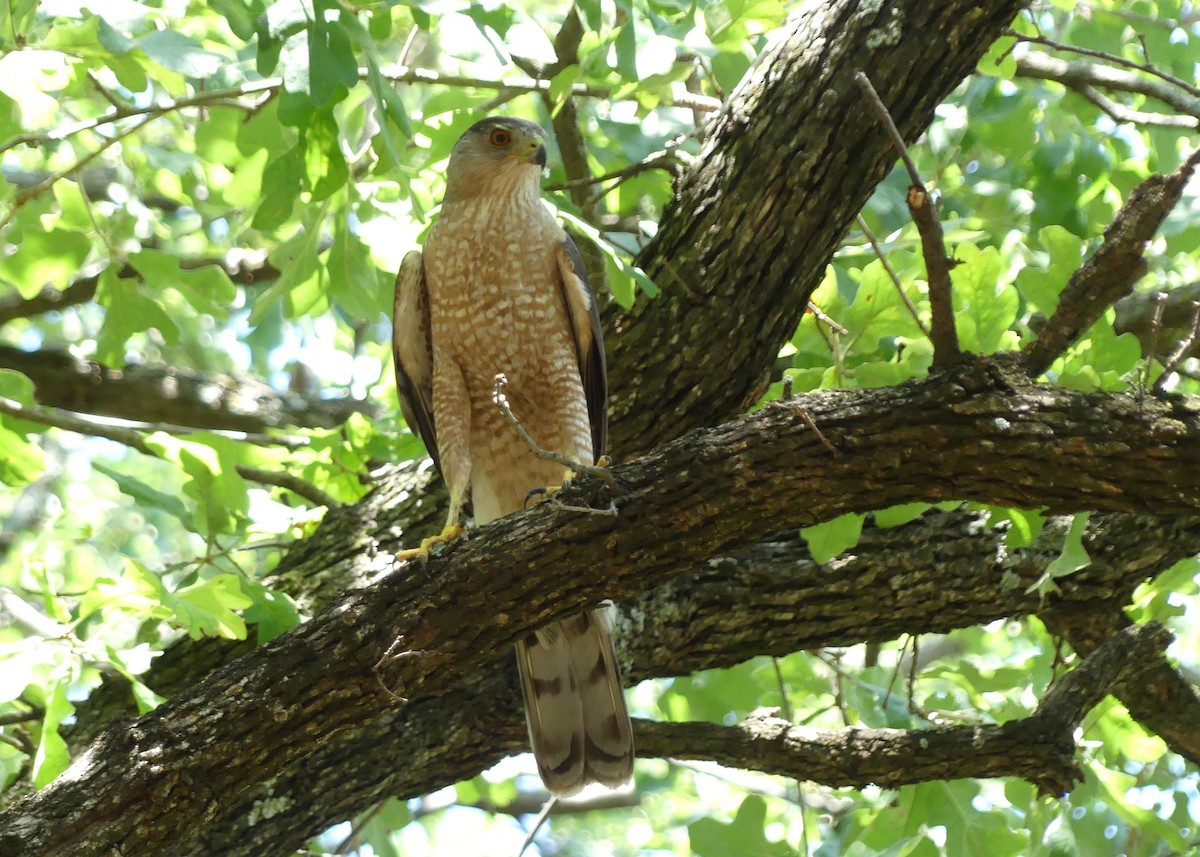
[395,521,464,562]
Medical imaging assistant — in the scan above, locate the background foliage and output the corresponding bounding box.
[1,0,1199,854]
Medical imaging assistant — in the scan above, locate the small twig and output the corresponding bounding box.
[0,709,40,728]
[805,300,849,336]
[0,66,720,156]
[852,73,922,186]
[787,401,839,457]
[906,635,920,717]
[492,374,619,493]
[515,797,558,857]
[332,799,390,855]
[781,374,794,400]
[1139,292,1169,390]
[1153,300,1200,392]
[0,113,157,232]
[545,152,682,194]
[0,395,155,455]
[855,215,932,338]
[234,465,339,509]
[854,72,960,370]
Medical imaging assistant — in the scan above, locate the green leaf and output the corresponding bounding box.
[1016,226,1084,314]
[306,0,358,107]
[328,210,386,319]
[998,506,1047,549]
[0,370,46,487]
[690,795,798,857]
[555,208,658,304]
[1027,512,1090,598]
[241,579,302,643]
[211,0,269,41]
[92,461,195,533]
[303,110,349,200]
[254,143,305,229]
[952,243,1017,353]
[1087,760,1188,849]
[842,260,924,355]
[169,574,253,640]
[874,503,929,528]
[127,562,252,640]
[138,30,226,77]
[93,268,180,365]
[33,676,73,788]
[251,200,331,324]
[145,434,251,537]
[128,250,238,314]
[802,513,865,563]
[0,227,91,300]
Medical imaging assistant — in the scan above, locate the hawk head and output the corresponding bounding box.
[443,117,548,203]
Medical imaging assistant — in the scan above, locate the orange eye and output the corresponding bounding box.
[489,128,511,147]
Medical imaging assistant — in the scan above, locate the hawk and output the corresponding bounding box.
[392,116,634,795]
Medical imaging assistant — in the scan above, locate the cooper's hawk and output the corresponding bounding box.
[392,117,634,795]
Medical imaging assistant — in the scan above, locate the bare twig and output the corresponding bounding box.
[1023,147,1200,377]
[805,301,849,336]
[852,73,922,186]
[0,395,155,455]
[855,215,932,338]
[234,465,339,509]
[1139,292,1169,391]
[854,72,960,369]
[1014,52,1200,123]
[1004,29,1200,100]
[544,152,683,194]
[1,65,720,157]
[515,796,557,857]
[1076,85,1199,129]
[492,374,619,493]
[1153,301,1200,392]
[0,114,156,232]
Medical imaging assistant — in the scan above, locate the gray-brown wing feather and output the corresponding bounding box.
[555,237,607,461]
[393,250,440,472]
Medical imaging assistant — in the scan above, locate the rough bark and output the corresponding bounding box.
[183,508,1200,856]
[6,361,1200,854]
[607,0,1026,455]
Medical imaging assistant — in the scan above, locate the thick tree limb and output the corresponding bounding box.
[1022,147,1200,377]
[181,506,1200,855]
[7,361,1200,853]
[608,0,1025,455]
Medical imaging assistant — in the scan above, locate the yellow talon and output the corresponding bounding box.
[396,521,464,561]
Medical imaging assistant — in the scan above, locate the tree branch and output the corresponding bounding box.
[642,622,1171,797]
[7,360,1200,852]
[611,0,1023,455]
[854,71,960,369]
[0,65,719,157]
[1014,51,1200,125]
[1022,146,1200,377]
[0,345,376,433]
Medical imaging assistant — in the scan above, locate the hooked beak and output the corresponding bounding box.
[515,137,547,168]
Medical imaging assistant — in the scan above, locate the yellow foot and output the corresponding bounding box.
[395,522,464,561]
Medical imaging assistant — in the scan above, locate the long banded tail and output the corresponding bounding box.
[515,607,634,795]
